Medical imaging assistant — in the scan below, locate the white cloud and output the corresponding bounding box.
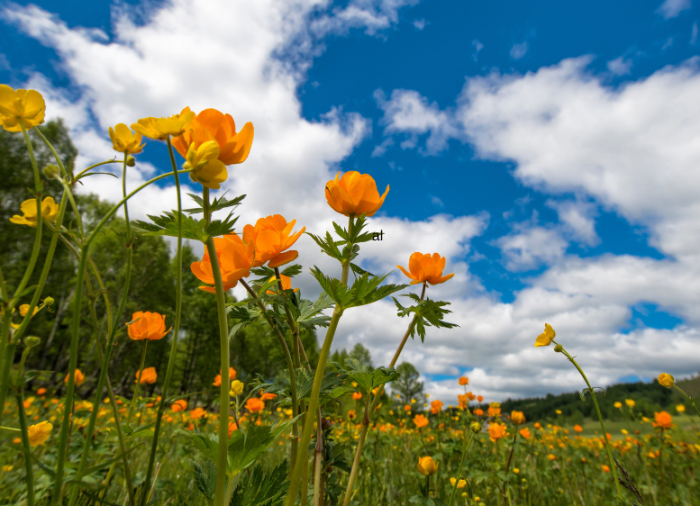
[495,225,568,271]
[691,21,698,44]
[662,36,674,50]
[311,0,421,36]
[656,0,692,19]
[413,18,426,30]
[547,199,599,245]
[471,39,483,61]
[510,41,528,60]
[607,56,632,75]
[375,88,460,154]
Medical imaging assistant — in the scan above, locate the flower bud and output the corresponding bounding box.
[658,373,674,389]
[470,421,482,434]
[43,296,55,307]
[24,336,41,348]
[126,156,136,167]
[554,344,563,353]
[42,164,60,179]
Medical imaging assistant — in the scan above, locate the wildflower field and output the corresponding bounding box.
[1,85,699,506]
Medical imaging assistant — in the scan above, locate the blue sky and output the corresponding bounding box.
[2,0,699,403]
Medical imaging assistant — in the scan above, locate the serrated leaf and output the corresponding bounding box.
[296,292,334,328]
[342,358,399,393]
[344,272,407,308]
[309,267,352,307]
[226,422,294,477]
[192,458,216,503]
[350,262,374,278]
[132,211,208,241]
[184,192,246,215]
[307,232,343,261]
[281,264,302,278]
[229,461,289,506]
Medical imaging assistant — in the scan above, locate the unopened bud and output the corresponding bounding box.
[470,421,482,434]
[554,344,563,353]
[24,336,41,348]
[43,296,55,307]
[43,164,60,179]
[126,156,136,167]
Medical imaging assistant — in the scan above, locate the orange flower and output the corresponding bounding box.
[602,465,610,473]
[191,228,255,293]
[519,427,531,440]
[458,376,469,386]
[547,454,556,461]
[27,421,53,447]
[574,424,583,432]
[474,409,484,416]
[228,420,238,437]
[457,393,469,406]
[652,411,672,430]
[430,399,444,414]
[488,422,507,442]
[213,367,237,387]
[265,274,299,294]
[171,399,188,412]
[347,409,356,420]
[403,404,412,412]
[511,411,526,425]
[397,252,454,286]
[190,407,207,420]
[261,393,277,401]
[250,215,305,268]
[413,414,429,428]
[65,369,84,387]
[172,107,253,166]
[477,395,484,403]
[487,406,501,418]
[37,388,47,396]
[246,397,265,413]
[416,456,438,476]
[135,367,157,384]
[127,311,170,341]
[324,171,389,217]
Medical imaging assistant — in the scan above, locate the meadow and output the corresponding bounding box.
[0,84,699,506]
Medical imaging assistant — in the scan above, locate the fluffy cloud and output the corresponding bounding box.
[656,0,692,19]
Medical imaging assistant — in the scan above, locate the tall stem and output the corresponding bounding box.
[139,138,185,506]
[448,431,476,506]
[674,384,700,418]
[17,390,36,506]
[129,341,149,425]
[557,343,624,502]
[341,282,426,506]
[501,430,519,502]
[206,235,230,506]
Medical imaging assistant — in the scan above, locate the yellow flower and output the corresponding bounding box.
[182,140,228,190]
[10,197,59,227]
[108,124,145,154]
[27,421,53,447]
[614,402,622,409]
[0,85,45,131]
[416,456,438,476]
[676,404,686,413]
[131,110,194,141]
[511,411,526,425]
[555,409,562,415]
[449,477,467,488]
[535,323,556,347]
[230,380,244,396]
[658,373,674,388]
[621,429,628,435]
[19,304,38,318]
[625,399,635,408]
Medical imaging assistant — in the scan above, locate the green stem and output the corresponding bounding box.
[448,431,476,506]
[557,343,625,503]
[287,215,355,505]
[50,166,191,506]
[341,283,426,506]
[139,138,185,506]
[17,390,35,506]
[674,384,700,418]
[501,430,519,502]
[129,340,149,425]
[73,159,123,182]
[206,235,230,506]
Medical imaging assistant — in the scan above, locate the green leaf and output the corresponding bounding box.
[296,292,334,328]
[309,267,352,307]
[342,358,399,393]
[184,192,246,214]
[394,296,458,343]
[344,272,407,308]
[229,461,289,506]
[280,264,302,278]
[191,458,216,504]
[227,422,294,476]
[132,211,208,242]
[173,427,220,464]
[307,232,343,261]
[350,263,374,278]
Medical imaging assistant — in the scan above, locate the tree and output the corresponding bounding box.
[330,343,373,370]
[392,362,425,407]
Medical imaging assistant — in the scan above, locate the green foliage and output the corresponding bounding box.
[310,267,406,309]
[229,461,289,506]
[132,209,239,242]
[392,362,425,407]
[336,357,399,394]
[192,458,216,504]
[184,192,245,215]
[393,294,458,343]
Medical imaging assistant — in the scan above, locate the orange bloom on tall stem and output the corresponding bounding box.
[172,107,254,165]
[191,228,255,293]
[127,311,170,341]
[458,376,469,386]
[171,399,188,412]
[519,427,531,440]
[397,252,454,286]
[511,411,526,425]
[325,171,389,217]
[65,369,84,387]
[250,215,305,268]
[245,397,265,413]
[652,411,672,429]
[136,367,157,384]
[488,422,507,442]
[213,367,237,387]
[190,407,207,420]
[413,414,429,428]
[430,399,444,414]
[261,392,277,401]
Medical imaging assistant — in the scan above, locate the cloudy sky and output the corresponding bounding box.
[2,0,700,404]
